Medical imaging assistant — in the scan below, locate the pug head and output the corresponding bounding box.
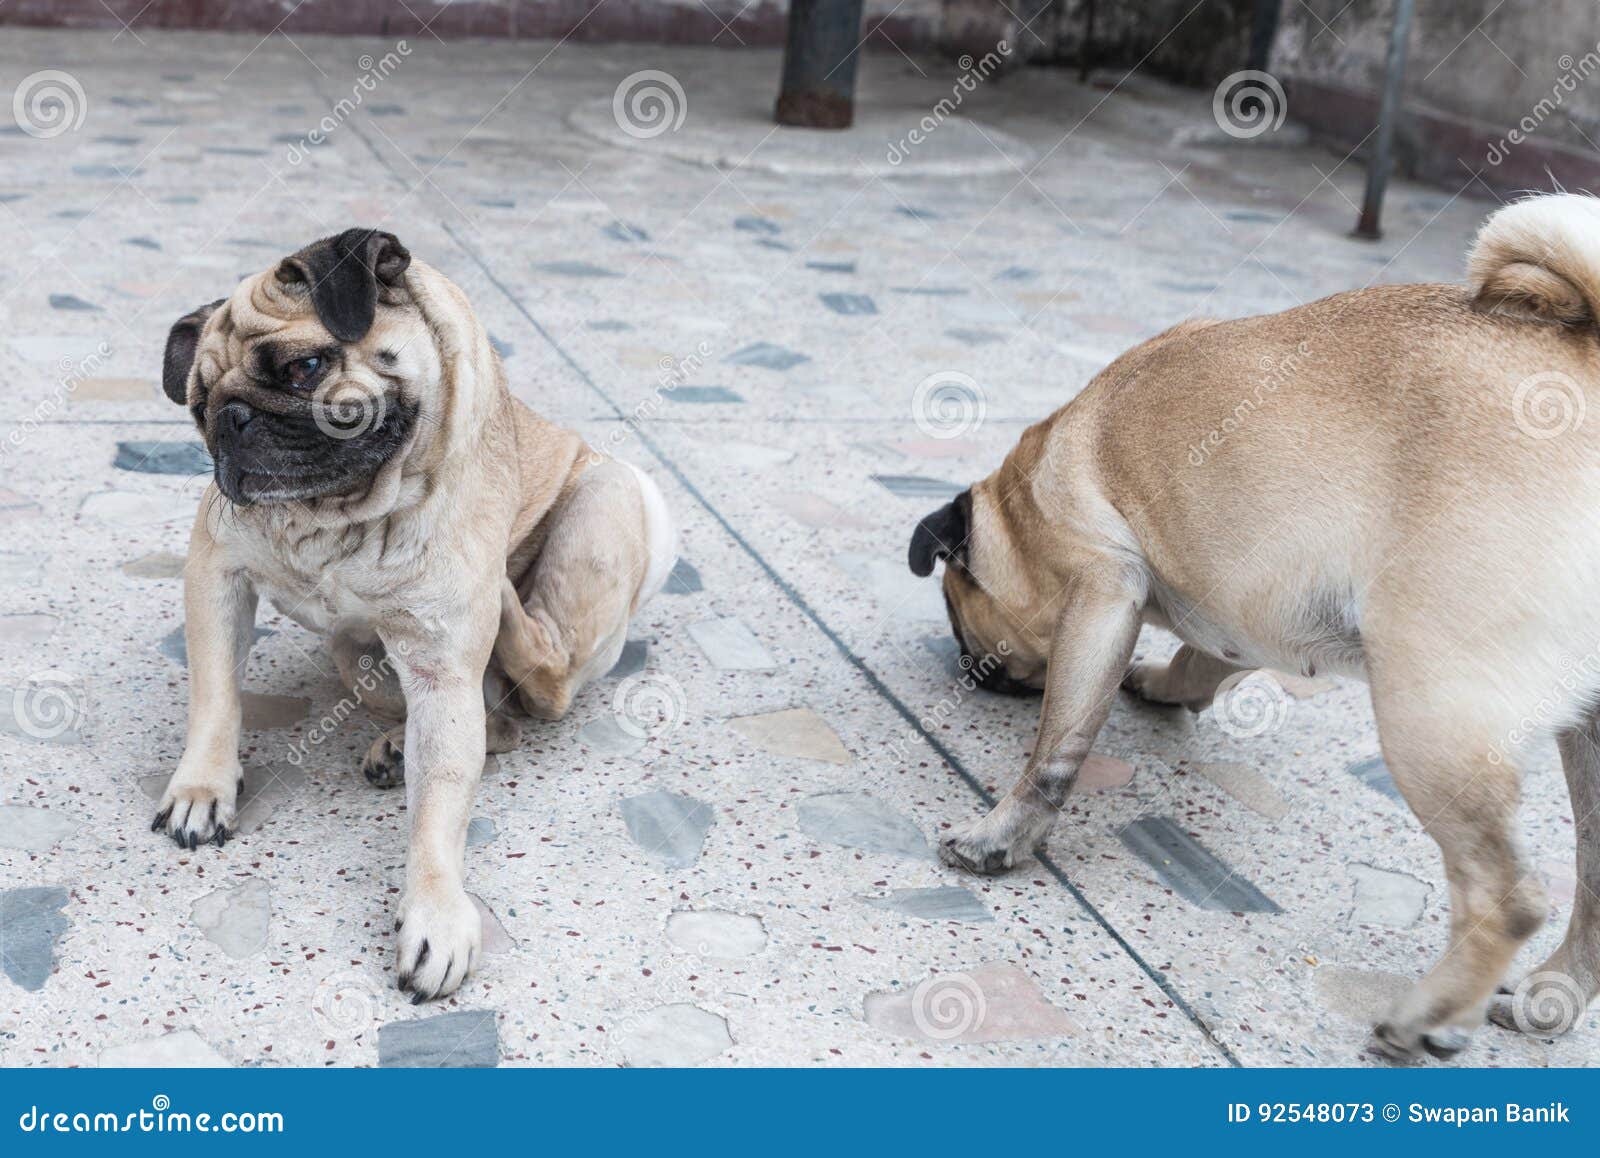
[162,228,436,507]
[908,485,1047,696]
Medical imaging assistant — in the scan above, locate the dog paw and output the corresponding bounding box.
[151,770,242,850]
[361,734,405,788]
[1369,1019,1475,1064]
[395,888,481,1003]
[939,820,1026,876]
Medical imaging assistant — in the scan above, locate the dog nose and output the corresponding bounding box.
[219,401,257,437]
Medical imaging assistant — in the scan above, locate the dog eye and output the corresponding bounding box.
[283,356,324,388]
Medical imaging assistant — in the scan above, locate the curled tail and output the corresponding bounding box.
[1468,193,1600,326]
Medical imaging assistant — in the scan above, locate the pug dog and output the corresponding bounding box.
[909,194,1600,1060]
[155,228,676,1001]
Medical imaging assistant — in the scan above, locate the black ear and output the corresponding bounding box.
[908,490,971,577]
[162,298,226,404]
[274,228,410,343]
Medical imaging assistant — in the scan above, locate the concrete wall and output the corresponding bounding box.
[1273,0,1600,196]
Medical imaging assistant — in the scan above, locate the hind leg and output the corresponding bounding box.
[494,460,667,721]
[1122,644,1242,710]
[1366,663,1545,1061]
[331,630,407,722]
[359,713,523,789]
[1489,713,1600,1037]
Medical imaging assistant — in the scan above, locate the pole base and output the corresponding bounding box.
[775,90,855,129]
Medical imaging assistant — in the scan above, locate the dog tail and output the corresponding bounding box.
[1468,193,1600,326]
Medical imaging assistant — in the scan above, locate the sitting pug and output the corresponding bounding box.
[155,229,675,1000]
[910,194,1600,1060]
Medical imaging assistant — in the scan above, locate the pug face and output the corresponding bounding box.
[908,486,1048,696]
[163,228,439,506]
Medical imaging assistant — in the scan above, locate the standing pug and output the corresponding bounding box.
[156,229,675,1001]
[910,194,1600,1059]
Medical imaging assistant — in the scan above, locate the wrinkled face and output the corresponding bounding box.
[907,488,1048,696]
[162,228,436,506]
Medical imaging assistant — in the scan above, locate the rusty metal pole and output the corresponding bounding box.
[1354,0,1416,240]
[775,0,867,129]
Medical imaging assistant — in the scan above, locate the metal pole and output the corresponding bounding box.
[1079,0,1097,83]
[1354,0,1416,240]
[775,0,867,129]
[1248,0,1282,73]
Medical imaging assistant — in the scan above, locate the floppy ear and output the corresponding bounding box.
[908,490,971,578]
[274,227,411,342]
[162,298,226,404]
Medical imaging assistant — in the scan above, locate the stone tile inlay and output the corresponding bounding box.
[861,886,992,923]
[140,762,306,835]
[0,805,78,851]
[114,441,213,475]
[1348,755,1403,801]
[871,474,963,499]
[378,1010,500,1068]
[0,613,59,647]
[619,1004,732,1066]
[865,962,1080,1044]
[620,790,714,869]
[668,385,744,404]
[0,674,88,745]
[725,342,809,371]
[798,792,929,860]
[687,617,776,670]
[100,1030,231,1068]
[665,910,768,957]
[191,878,272,958]
[1118,816,1280,913]
[122,550,187,579]
[1348,863,1430,928]
[730,707,850,764]
[1077,753,1134,791]
[819,291,877,315]
[1195,761,1291,821]
[0,886,71,991]
[607,638,648,680]
[580,714,647,757]
[665,558,702,594]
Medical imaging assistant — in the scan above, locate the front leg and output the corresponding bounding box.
[941,574,1141,874]
[154,513,257,849]
[385,603,496,1002]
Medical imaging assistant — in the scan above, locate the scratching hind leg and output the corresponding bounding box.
[1122,645,1242,710]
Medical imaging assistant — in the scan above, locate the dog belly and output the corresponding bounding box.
[1147,576,1366,680]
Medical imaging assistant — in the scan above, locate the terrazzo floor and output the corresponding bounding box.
[0,27,1592,1068]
